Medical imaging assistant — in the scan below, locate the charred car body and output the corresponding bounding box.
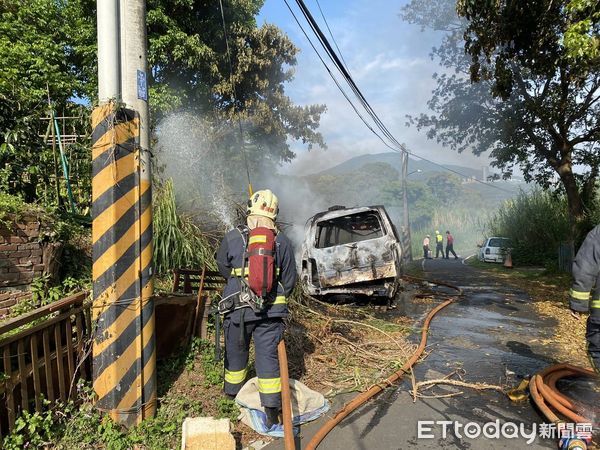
[300,206,402,299]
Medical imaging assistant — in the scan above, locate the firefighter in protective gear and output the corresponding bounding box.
[569,225,600,373]
[435,230,444,258]
[216,189,298,427]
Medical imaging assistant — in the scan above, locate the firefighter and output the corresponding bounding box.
[435,230,444,258]
[216,189,298,427]
[569,225,600,373]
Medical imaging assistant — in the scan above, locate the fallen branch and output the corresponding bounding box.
[415,379,505,393]
[416,392,463,399]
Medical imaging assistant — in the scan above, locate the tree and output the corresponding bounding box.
[426,173,461,204]
[403,0,600,235]
[1,0,325,204]
[0,0,93,204]
[144,0,326,177]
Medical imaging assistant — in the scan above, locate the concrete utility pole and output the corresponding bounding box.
[91,0,155,426]
[401,151,413,262]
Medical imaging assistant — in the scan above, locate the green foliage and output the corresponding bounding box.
[8,275,88,320]
[0,192,27,228]
[563,0,599,62]
[0,0,93,206]
[0,192,25,217]
[2,380,205,449]
[199,338,224,387]
[1,0,324,208]
[403,0,600,226]
[153,179,217,274]
[3,405,56,449]
[488,190,571,266]
[216,397,239,421]
[146,0,325,160]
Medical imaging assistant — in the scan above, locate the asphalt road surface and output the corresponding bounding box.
[266,257,564,449]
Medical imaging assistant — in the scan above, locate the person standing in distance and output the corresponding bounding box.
[435,230,444,258]
[445,230,458,260]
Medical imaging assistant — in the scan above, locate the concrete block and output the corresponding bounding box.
[181,417,236,450]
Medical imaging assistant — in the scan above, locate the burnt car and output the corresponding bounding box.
[300,205,402,299]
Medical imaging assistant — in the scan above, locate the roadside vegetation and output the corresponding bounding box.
[487,189,600,267]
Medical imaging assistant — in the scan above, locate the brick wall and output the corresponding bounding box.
[0,215,63,317]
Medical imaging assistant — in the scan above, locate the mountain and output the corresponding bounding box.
[314,152,484,180]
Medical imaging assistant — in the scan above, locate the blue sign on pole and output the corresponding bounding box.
[137,70,148,101]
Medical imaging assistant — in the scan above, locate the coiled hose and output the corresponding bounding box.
[305,278,461,449]
[530,363,598,425]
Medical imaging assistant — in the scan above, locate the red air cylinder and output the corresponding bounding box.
[247,227,276,297]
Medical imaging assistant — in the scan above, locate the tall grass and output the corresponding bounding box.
[488,189,570,266]
[153,179,217,274]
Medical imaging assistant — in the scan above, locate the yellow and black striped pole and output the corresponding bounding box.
[92,0,155,426]
[91,103,156,425]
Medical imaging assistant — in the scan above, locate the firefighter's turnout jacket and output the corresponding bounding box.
[216,226,297,407]
[569,224,600,372]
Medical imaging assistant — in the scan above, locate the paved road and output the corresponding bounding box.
[267,257,561,449]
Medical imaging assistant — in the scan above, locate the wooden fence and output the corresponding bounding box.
[0,291,90,437]
[0,268,225,438]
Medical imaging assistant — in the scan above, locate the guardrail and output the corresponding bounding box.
[0,291,90,437]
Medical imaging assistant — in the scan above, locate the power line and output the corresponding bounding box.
[282,0,401,155]
[285,0,514,193]
[314,0,349,72]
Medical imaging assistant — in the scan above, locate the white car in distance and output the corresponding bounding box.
[478,237,511,263]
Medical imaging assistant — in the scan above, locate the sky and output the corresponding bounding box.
[257,0,492,176]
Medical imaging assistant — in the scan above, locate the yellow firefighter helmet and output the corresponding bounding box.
[247,189,279,220]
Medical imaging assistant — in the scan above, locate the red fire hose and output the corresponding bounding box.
[305,282,459,450]
[530,363,598,425]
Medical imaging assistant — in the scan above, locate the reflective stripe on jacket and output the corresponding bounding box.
[216,226,297,322]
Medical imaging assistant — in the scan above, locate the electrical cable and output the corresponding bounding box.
[282,0,402,155]
[218,0,253,193]
[314,0,349,72]
[286,0,515,194]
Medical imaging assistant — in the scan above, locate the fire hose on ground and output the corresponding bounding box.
[303,277,462,450]
[297,276,598,450]
[530,363,598,425]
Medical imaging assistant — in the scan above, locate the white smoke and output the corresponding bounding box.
[154,112,239,230]
[154,112,333,255]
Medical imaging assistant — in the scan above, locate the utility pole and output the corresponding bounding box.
[401,151,413,262]
[92,0,155,426]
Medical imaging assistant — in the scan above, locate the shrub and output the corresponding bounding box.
[488,189,571,266]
